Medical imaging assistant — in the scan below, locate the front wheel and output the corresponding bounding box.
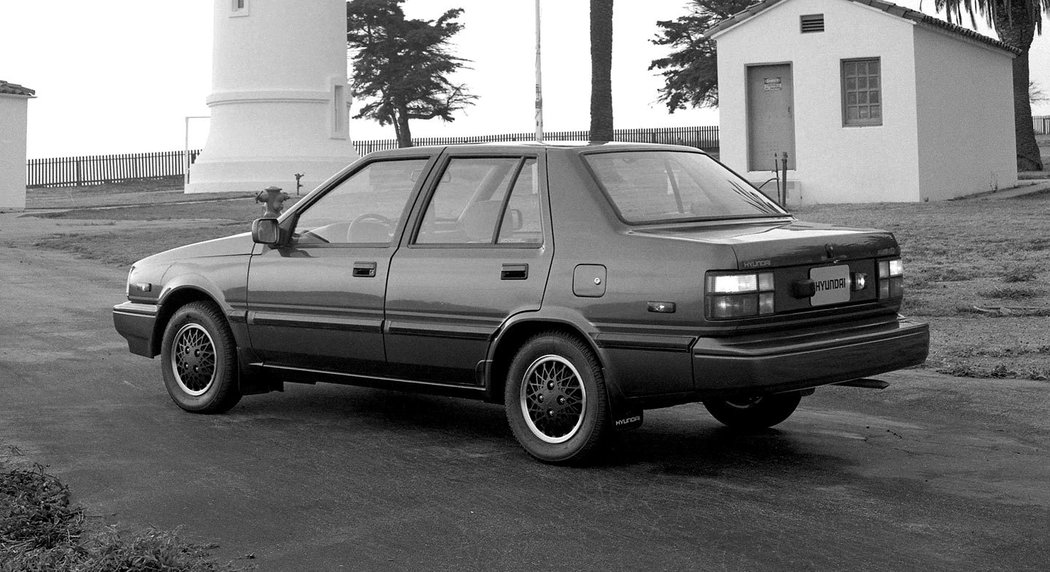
[504,332,610,464]
[703,392,802,431]
[160,301,241,413]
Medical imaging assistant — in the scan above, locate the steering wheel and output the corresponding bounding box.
[350,213,393,227]
[347,213,394,243]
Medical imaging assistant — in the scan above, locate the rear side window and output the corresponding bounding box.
[584,151,786,224]
[416,157,543,246]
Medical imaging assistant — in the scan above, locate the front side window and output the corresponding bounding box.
[584,151,786,224]
[842,58,882,127]
[416,157,542,245]
[293,159,427,245]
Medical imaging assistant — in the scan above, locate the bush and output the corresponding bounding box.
[1,464,243,571]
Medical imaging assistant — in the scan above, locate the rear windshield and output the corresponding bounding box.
[584,151,787,224]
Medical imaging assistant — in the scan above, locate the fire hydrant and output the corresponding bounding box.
[255,186,290,218]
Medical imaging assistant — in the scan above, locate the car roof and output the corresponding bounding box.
[366,141,707,157]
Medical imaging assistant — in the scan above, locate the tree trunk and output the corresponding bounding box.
[394,105,413,148]
[1010,50,1043,171]
[993,3,1043,171]
[589,0,614,142]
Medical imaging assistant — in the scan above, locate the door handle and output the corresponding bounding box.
[501,263,528,280]
[353,261,377,278]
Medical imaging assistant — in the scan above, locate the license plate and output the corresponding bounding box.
[809,265,851,306]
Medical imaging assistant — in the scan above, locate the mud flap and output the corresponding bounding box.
[602,365,644,431]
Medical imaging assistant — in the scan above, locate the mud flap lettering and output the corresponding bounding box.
[613,410,644,431]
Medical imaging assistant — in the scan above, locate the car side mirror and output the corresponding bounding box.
[252,218,281,246]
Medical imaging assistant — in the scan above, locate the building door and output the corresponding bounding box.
[747,64,796,172]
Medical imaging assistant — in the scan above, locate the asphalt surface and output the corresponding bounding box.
[2,218,1049,570]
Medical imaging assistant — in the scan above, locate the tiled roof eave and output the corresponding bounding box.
[704,0,1020,57]
[0,81,36,97]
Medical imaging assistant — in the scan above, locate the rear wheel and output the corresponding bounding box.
[703,392,802,431]
[504,332,609,464]
[160,301,241,413]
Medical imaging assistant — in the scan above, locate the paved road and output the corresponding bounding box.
[1,227,1048,570]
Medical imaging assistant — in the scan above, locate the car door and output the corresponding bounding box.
[384,150,553,385]
[246,155,436,374]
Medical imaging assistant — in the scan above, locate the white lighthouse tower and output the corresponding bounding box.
[185,0,358,194]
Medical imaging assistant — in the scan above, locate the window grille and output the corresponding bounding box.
[842,58,882,127]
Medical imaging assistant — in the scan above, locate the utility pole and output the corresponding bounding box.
[535,0,544,142]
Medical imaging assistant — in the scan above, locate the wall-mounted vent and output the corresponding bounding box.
[800,14,825,33]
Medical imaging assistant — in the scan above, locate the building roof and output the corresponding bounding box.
[0,80,36,96]
[705,0,1021,56]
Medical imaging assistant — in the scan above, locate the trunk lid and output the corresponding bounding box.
[636,219,901,318]
[634,220,898,268]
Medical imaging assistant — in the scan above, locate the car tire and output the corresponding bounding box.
[160,301,241,413]
[703,392,802,431]
[504,332,610,464]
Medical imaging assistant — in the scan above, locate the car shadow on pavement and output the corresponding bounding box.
[227,384,855,479]
[605,423,855,480]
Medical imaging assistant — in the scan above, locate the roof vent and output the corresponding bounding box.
[800,14,825,33]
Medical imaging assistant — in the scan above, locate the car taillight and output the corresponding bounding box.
[126,265,135,298]
[705,271,775,319]
[878,258,904,299]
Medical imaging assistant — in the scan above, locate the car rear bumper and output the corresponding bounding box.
[691,315,929,397]
[113,302,158,357]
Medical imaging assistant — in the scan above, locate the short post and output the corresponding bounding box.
[294,173,304,196]
[779,152,789,207]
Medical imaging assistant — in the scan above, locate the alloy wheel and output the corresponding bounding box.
[519,355,587,443]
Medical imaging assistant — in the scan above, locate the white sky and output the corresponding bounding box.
[1,0,1048,158]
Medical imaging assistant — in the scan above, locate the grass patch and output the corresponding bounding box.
[32,222,250,267]
[1000,265,1039,283]
[921,266,973,282]
[1021,237,1050,251]
[31,195,266,222]
[1,463,245,571]
[977,286,1044,300]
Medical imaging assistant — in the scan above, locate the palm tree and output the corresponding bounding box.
[590,0,614,142]
[935,0,1049,171]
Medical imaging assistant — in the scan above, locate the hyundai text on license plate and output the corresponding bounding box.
[809,265,850,306]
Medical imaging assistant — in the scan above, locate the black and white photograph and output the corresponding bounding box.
[2,0,1049,569]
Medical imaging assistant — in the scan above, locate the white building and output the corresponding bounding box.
[186,0,358,194]
[709,0,1018,203]
[0,80,34,212]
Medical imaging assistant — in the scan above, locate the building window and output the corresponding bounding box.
[842,58,881,127]
[332,84,347,138]
[800,14,824,33]
[231,0,249,16]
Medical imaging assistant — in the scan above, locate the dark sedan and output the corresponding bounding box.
[114,142,929,464]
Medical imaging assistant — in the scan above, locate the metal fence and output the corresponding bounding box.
[1035,116,1050,135]
[353,125,720,155]
[26,126,720,188]
[27,150,201,188]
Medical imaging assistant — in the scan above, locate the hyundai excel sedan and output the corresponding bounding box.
[113,142,929,464]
